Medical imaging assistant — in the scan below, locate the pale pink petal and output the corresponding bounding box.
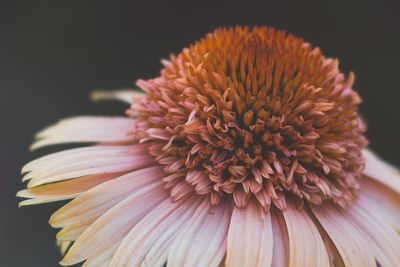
[226,201,273,267]
[270,210,289,267]
[31,116,136,150]
[25,146,153,187]
[315,223,345,267]
[311,202,376,267]
[22,145,147,176]
[362,149,400,194]
[17,172,122,206]
[359,177,400,231]
[60,181,167,266]
[167,200,231,267]
[346,196,400,266]
[141,200,212,267]
[109,197,203,267]
[282,201,330,267]
[90,89,145,104]
[49,166,165,228]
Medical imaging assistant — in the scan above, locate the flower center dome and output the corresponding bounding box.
[131,26,368,211]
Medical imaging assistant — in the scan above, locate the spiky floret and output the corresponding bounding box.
[131,26,367,211]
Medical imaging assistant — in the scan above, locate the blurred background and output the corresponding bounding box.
[1,0,399,266]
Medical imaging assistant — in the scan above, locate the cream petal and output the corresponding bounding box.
[311,202,376,267]
[362,149,400,194]
[57,223,91,241]
[26,146,153,187]
[109,197,203,267]
[31,116,136,150]
[82,259,110,267]
[283,201,330,267]
[90,89,145,104]
[60,181,168,266]
[49,166,165,228]
[226,201,273,267]
[57,241,73,256]
[81,243,120,267]
[346,196,400,267]
[270,210,289,267]
[167,200,231,267]
[17,172,122,206]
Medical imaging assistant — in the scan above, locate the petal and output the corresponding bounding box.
[311,202,376,267]
[143,200,211,267]
[49,166,165,228]
[167,200,231,267]
[362,149,400,194]
[109,196,203,267]
[26,146,153,187]
[57,223,90,241]
[82,259,110,267]
[17,172,122,206]
[31,116,136,150]
[346,196,400,267]
[22,144,147,175]
[282,201,330,267]
[81,247,116,267]
[226,201,274,267]
[270,210,289,267]
[90,89,145,104]
[359,177,400,231]
[60,181,168,265]
[57,241,72,256]
[315,223,345,267]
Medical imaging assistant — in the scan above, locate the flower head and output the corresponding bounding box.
[132,26,367,210]
[19,26,400,267]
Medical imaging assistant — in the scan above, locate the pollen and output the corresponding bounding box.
[132,26,368,211]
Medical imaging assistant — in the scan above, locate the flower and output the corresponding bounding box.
[19,26,400,267]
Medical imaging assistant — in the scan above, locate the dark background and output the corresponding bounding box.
[1,0,399,266]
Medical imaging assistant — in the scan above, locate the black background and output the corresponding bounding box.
[1,0,399,266]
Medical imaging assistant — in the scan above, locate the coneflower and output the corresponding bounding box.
[19,26,400,267]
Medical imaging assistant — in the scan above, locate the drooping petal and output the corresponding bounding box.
[311,202,376,267]
[346,196,400,267]
[167,200,231,267]
[226,201,274,267]
[359,177,400,231]
[82,259,110,267]
[57,241,72,256]
[315,223,345,267]
[282,201,330,267]
[25,146,153,187]
[90,89,145,104]
[270,209,289,267]
[17,172,122,206]
[57,223,91,241]
[31,116,136,150]
[49,166,165,228]
[60,181,168,266]
[362,149,400,194]
[22,145,148,176]
[109,196,203,267]
[142,199,212,267]
[82,247,115,267]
